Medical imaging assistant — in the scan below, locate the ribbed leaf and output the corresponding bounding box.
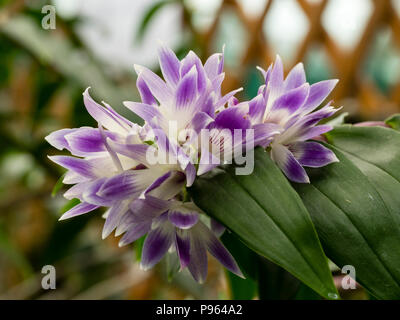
[294,140,400,299]
[190,148,338,299]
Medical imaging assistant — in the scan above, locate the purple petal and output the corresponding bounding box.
[271,144,310,183]
[198,222,243,278]
[215,88,243,110]
[137,73,157,106]
[158,45,180,86]
[253,123,281,147]
[130,195,171,222]
[123,101,163,124]
[270,83,309,115]
[180,51,207,93]
[65,127,107,154]
[107,140,152,166]
[102,201,130,239]
[63,171,90,184]
[297,125,333,141]
[118,221,151,247]
[248,94,266,124]
[184,162,196,187]
[134,65,173,104]
[45,128,75,151]
[289,141,339,168]
[269,55,284,94]
[98,170,153,200]
[197,148,220,176]
[143,171,172,196]
[64,182,88,200]
[98,124,123,171]
[190,112,214,133]
[83,88,129,133]
[82,178,113,206]
[188,229,208,283]
[303,79,338,114]
[284,63,306,90]
[211,219,225,237]
[204,53,222,80]
[48,156,97,179]
[176,66,197,109]
[59,202,99,221]
[175,230,191,269]
[168,209,199,229]
[213,103,251,131]
[140,217,175,270]
[148,171,186,199]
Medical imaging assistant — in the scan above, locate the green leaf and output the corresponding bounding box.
[190,148,338,299]
[257,257,301,300]
[385,114,400,131]
[51,172,65,197]
[294,141,400,299]
[221,232,258,299]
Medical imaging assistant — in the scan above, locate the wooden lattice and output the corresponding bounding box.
[184,0,400,120]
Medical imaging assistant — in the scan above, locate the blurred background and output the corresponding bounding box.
[0,0,399,300]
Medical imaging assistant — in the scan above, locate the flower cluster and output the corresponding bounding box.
[46,46,340,282]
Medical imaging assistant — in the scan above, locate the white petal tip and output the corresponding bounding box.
[134,64,144,74]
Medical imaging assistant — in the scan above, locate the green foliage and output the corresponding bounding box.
[192,124,400,300]
[386,114,400,131]
[190,148,338,299]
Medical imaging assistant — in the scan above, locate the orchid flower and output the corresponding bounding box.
[247,56,340,183]
[46,47,246,282]
[123,45,256,178]
[46,88,183,238]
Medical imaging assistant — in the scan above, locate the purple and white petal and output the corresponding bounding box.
[83,88,129,134]
[137,73,158,106]
[180,51,207,93]
[130,195,171,222]
[289,141,339,168]
[82,177,114,206]
[270,83,309,116]
[175,65,198,109]
[204,52,222,80]
[302,79,338,114]
[253,123,281,147]
[284,63,306,90]
[268,55,284,96]
[48,156,97,179]
[65,127,108,155]
[102,201,129,239]
[45,128,76,151]
[197,222,243,278]
[140,215,175,270]
[59,202,99,221]
[175,229,191,269]
[134,65,173,104]
[123,101,164,124]
[271,144,310,183]
[188,228,208,283]
[158,45,180,86]
[168,209,199,229]
[98,170,156,200]
[118,221,152,247]
[248,94,266,124]
[211,219,225,237]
